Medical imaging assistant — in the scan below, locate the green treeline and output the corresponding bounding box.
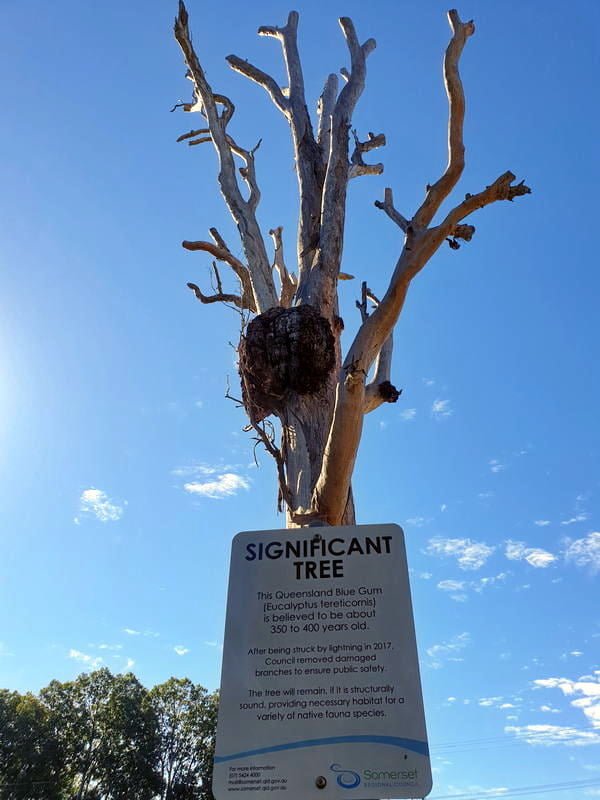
[0,669,218,800]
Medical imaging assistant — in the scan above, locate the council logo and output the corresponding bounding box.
[330,764,361,789]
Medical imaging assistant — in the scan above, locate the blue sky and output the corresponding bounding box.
[0,0,599,797]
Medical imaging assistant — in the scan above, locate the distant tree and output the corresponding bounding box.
[0,689,64,799]
[149,678,218,800]
[171,3,530,526]
[40,669,159,800]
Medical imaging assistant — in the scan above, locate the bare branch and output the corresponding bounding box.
[248,418,294,513]
[269,227,297,308]
[439,171,531,235]
[174,1,278,312]
[176,127,210,142]
[317,74,339,162]
[252,11,326,286]
[182,238,257,312]
[307,17,377,311]
[349,130,385,179]
[226,55,289,114]
[187,281,243,308]
[413,10,475,229]
[364,334,401,413]
[353,286,401,413]
[374,188,409,233]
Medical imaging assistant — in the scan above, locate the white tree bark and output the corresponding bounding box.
[172,3,530,528]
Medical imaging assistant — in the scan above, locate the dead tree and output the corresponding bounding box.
[172,3,530,528]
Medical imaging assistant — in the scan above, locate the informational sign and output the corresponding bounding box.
[213,524,431,800]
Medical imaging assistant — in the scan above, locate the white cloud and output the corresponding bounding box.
[505,724,600,746]
[98,643,123,651]
[437,579,466,592]
[489,459,506,473]
[423,378,435,387]
[565,532,600,572]
[426,632,470,668]
[174,645,190,656]
[122,628,158,638]
[172,463,236,478]
[77,488,124,523]
[405,516,428,527]
[432,398,452,419]
[124,658,135,670]
[204,640,223,649]
[561,513,590,526]
[400,408,417,421]
[479,696,503,707]
[426,537,495,570]
[505,540,557,568]
[69,649,103,669]
[474,572,509,592]
[534,520,551,527]
[184,472,250,499]
[534,674,600,729]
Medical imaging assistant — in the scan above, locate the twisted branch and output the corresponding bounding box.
[413,10,475,229]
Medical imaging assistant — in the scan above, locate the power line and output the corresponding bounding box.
[429,776,600,799]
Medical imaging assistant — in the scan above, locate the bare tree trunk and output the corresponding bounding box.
[172,3,530,530]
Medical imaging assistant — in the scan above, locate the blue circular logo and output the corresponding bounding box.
[330,764,361,789]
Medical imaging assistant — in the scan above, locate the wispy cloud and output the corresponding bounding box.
[564,532,600,572]
[561,513,591,526]
[505,540,557,568]
[474,572,509,592]
[76,488,124,523]
[478,696,504,708]
[69,649,103,669]
[405,516,429,527]
[174,645,190,656]
[184,473,250,499]
[426,537,495,570]
[172,463,236,478]
[432,398,453,419]
[505,724,600,746]
[534,520,551,527]
[426,632,470,668]
[436,572,508,601]
[122,628,159,638]
[489,459,506,474]
[400,408,417,421]
[204,640,223,650]
[437,579,466,592]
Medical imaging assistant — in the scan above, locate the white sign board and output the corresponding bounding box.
[213,524,431,800]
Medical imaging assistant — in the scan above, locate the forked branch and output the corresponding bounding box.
[174,1,278,312]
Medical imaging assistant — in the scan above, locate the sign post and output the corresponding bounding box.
[213,523,432,799]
